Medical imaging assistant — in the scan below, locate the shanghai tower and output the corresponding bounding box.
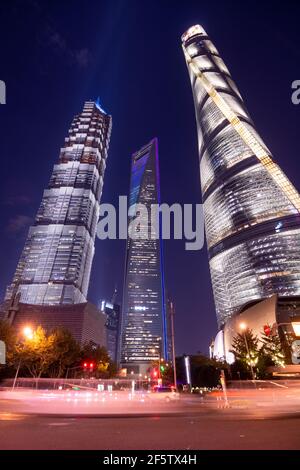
[182,25,300,328]
[120,139,167,374]
[5,101,112,306]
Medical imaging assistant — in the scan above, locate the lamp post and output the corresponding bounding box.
[157,336,162,386]
[239,322,255,381]
[170,301,177,391]
[12,326,34,390]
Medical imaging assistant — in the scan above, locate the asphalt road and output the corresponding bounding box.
[1,385,300,450]
[0,407,300,450]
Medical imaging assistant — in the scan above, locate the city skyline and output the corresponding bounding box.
[1,1,300,454]
[0,1,299,356]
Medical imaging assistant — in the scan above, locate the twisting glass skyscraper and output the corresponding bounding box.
[182,25,300,327]
[121,139,167,374]
[6,101,112,305]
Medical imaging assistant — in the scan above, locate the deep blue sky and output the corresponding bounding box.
[0,0,300,355]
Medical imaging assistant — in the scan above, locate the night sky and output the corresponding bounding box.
[0,0,300,356]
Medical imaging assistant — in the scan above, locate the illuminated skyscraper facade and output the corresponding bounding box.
[100,299,121,363]
[182,25,300,327]
[121,139,167,374]
[6,101,112,305]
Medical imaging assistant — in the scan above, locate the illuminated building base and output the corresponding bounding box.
[212,294,300,362]
[2,301,106,346]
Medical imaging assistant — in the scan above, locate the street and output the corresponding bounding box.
[1,385,300,449]
[0,408,300,450]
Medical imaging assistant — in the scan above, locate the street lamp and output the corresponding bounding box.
[23,326,33,340]
[13,326,34,390]
[239,322,255,381]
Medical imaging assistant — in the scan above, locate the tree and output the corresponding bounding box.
[47,328,80,378]
[259,327,285,367]
[15,326,57,379]
[106,360,118,378]
[231,329,259,378]
[190,355,225,388]
[160,362,174,384]
[80,342,112,378]
[149,360,174,385]
[249,327,286,379]
[230,358,251,380]
[174,355,225,388]
[279,331,294,365]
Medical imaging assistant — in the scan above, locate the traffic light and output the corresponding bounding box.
[160,365,165,372]
[82,361,95,371]
[153,369,158,378]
